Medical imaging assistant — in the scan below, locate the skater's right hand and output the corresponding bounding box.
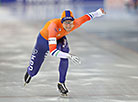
[68,54,81,65]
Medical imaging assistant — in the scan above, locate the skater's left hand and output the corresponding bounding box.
[68,54,81,65]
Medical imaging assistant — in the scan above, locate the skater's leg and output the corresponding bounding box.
[24,34,49,83]
[59,59,68,83]
[57,36,69,83]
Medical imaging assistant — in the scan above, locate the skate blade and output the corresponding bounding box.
[61,93,68,97]
[24,82,27,87]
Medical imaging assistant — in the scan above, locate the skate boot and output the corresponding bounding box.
[57,83,68,96]
[24,71,32,86]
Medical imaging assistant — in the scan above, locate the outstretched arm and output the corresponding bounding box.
[73,8,106,29]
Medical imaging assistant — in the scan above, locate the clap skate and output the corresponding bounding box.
[24,71,32,86]
[57,83,68,96]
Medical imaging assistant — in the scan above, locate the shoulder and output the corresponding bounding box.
[49,18,61,26]
[48,18,62,30]
[49,18,61,24]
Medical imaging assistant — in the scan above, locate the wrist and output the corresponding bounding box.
[67,53,72,59]
[88,12,97,19]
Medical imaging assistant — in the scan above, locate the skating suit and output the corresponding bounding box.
[27,14,92,83]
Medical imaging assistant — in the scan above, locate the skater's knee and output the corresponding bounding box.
[60,58,68,61]
[60,58,68,65]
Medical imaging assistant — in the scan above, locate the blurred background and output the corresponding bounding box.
[0,0,138,51]
[0,0,138,102]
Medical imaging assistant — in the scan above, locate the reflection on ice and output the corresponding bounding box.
[114,64,137,68]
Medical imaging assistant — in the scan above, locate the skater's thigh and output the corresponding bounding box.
[32,34,49,59]
[27,34,48,76]
[35,34,49,51]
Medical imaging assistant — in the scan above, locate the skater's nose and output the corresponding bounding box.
[66,24,71,28]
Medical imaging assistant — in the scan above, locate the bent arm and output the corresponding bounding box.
[48,22,70,58]
[73,8,106,29]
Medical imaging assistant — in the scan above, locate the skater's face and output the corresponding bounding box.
[62,20,74,32]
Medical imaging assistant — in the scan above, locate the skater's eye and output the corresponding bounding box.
[64,21,73,24]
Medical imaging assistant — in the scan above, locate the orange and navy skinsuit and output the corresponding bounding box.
[27,10,92,83]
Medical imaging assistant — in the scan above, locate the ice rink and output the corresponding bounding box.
[0,1,138,102]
